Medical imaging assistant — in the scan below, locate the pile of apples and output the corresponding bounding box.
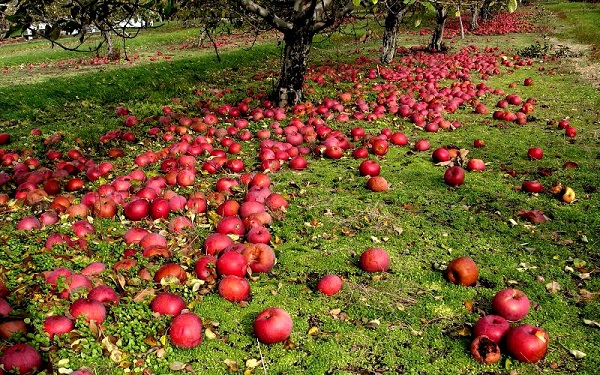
[444,257,549,365]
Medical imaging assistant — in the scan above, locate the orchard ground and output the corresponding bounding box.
[0,2,599,375]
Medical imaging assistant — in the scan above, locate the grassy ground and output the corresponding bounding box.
[0,3,599,375]
[543,1,600,59]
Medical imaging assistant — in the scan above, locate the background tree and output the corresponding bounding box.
[235,0,357,107]
[380,0,411,63]
[0,0,170,59]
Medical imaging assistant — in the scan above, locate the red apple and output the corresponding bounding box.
[246,226,271,244]
[0,343,42,375]
[359,160,381,177]
[123,199,150,221]
[445,256,478,286]
[444,166,465,187]
[527,147,543,160]
[216,251,248,277]
[359,248,390,273]
[88,285,119,305]
[253,307,293,344]
[70,298,107,324]
[154,263,187,284]
[432,147,450,163]
[194,255,217,281]
[472,315,510,344]
[522,180,543,193]
[473,139,485,148]
[150,292,186,316]
[505,324,549,363]
[414,139,431,152]
[491,288,530,321]
[218,275,250,302]
[366,176,388,192]
[466,159,485,172]
[242,243,276,273]
[316,274,343,295]
[204,233,234,256]
[169,312,203,348]
[0,133,10,145]
[565,126,577,137]
[43,315,74,339]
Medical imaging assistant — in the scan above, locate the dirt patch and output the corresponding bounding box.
[548,37,600,90]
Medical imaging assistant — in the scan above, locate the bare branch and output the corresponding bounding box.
[236,0,293,32]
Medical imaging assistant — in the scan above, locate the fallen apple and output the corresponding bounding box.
[253,307,293,344]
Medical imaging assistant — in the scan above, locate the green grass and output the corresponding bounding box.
[544,1,600,59]
[0,3,599,375]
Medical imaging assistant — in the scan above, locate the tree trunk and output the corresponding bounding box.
[470,3,480,30]
[429,6,448,52]
[380,3,408,64]
[103,30,119,61]
[274,27,314,107]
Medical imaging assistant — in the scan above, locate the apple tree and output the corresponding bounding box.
[379,0,411,63]
[234,0,358,107]
[0,0,172,59]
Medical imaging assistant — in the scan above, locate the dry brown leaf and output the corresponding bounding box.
[518,209,550,224]
[546,281,561,294]
[169,361,187,371]
[224,359,239,372]
[133,287,156,303]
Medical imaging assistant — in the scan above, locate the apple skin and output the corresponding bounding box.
[505,324,549,363]
[150,292,186,316]
[253,307,293,344]
[432,147,450,163]
[316,274,343,295]
[491,288,530,321]
[359,248,390,273]
[218,275,250,302]
[0,343,42,375]
[466,159,485,172]
[169,312,203,348]
[522,180,543,193]
[70,298,107,324]
[527,147,543,160]
[443,166,465,187]
[445,256,478,286]
[43,315,75,339]
[472,315,510,344]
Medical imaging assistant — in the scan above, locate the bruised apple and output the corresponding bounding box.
[218,275,250,302]
[359,248,390,273]
[445,256,478,286]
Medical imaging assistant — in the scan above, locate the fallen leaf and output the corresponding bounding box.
[570,350,586,359]
[169,361,187,371]
[133,287,156,303]
[546,281,561,294]
[245,358,261,369]
[583,319,600,328]
[205,328,217,340]
[518,210,550,224]
[308,326,319,336]
[365,319,381,329]
[563,161,579,169]
[224,359,239,372]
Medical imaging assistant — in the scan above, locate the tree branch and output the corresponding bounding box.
[312,0,354,32]
[236,0,293,32]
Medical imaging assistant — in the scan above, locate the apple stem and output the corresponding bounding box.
[256,338,268,375]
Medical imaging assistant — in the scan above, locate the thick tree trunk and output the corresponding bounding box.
[380,3,408,64]
[470,3,480,30]
[429,6,448,52]
[274,27,314,107]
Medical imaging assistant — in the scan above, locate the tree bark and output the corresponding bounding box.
[470,2,480,30]
[103,30,119,61]
[380,2,408,64]
[428,5,448,52]
[275,26,314,107]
